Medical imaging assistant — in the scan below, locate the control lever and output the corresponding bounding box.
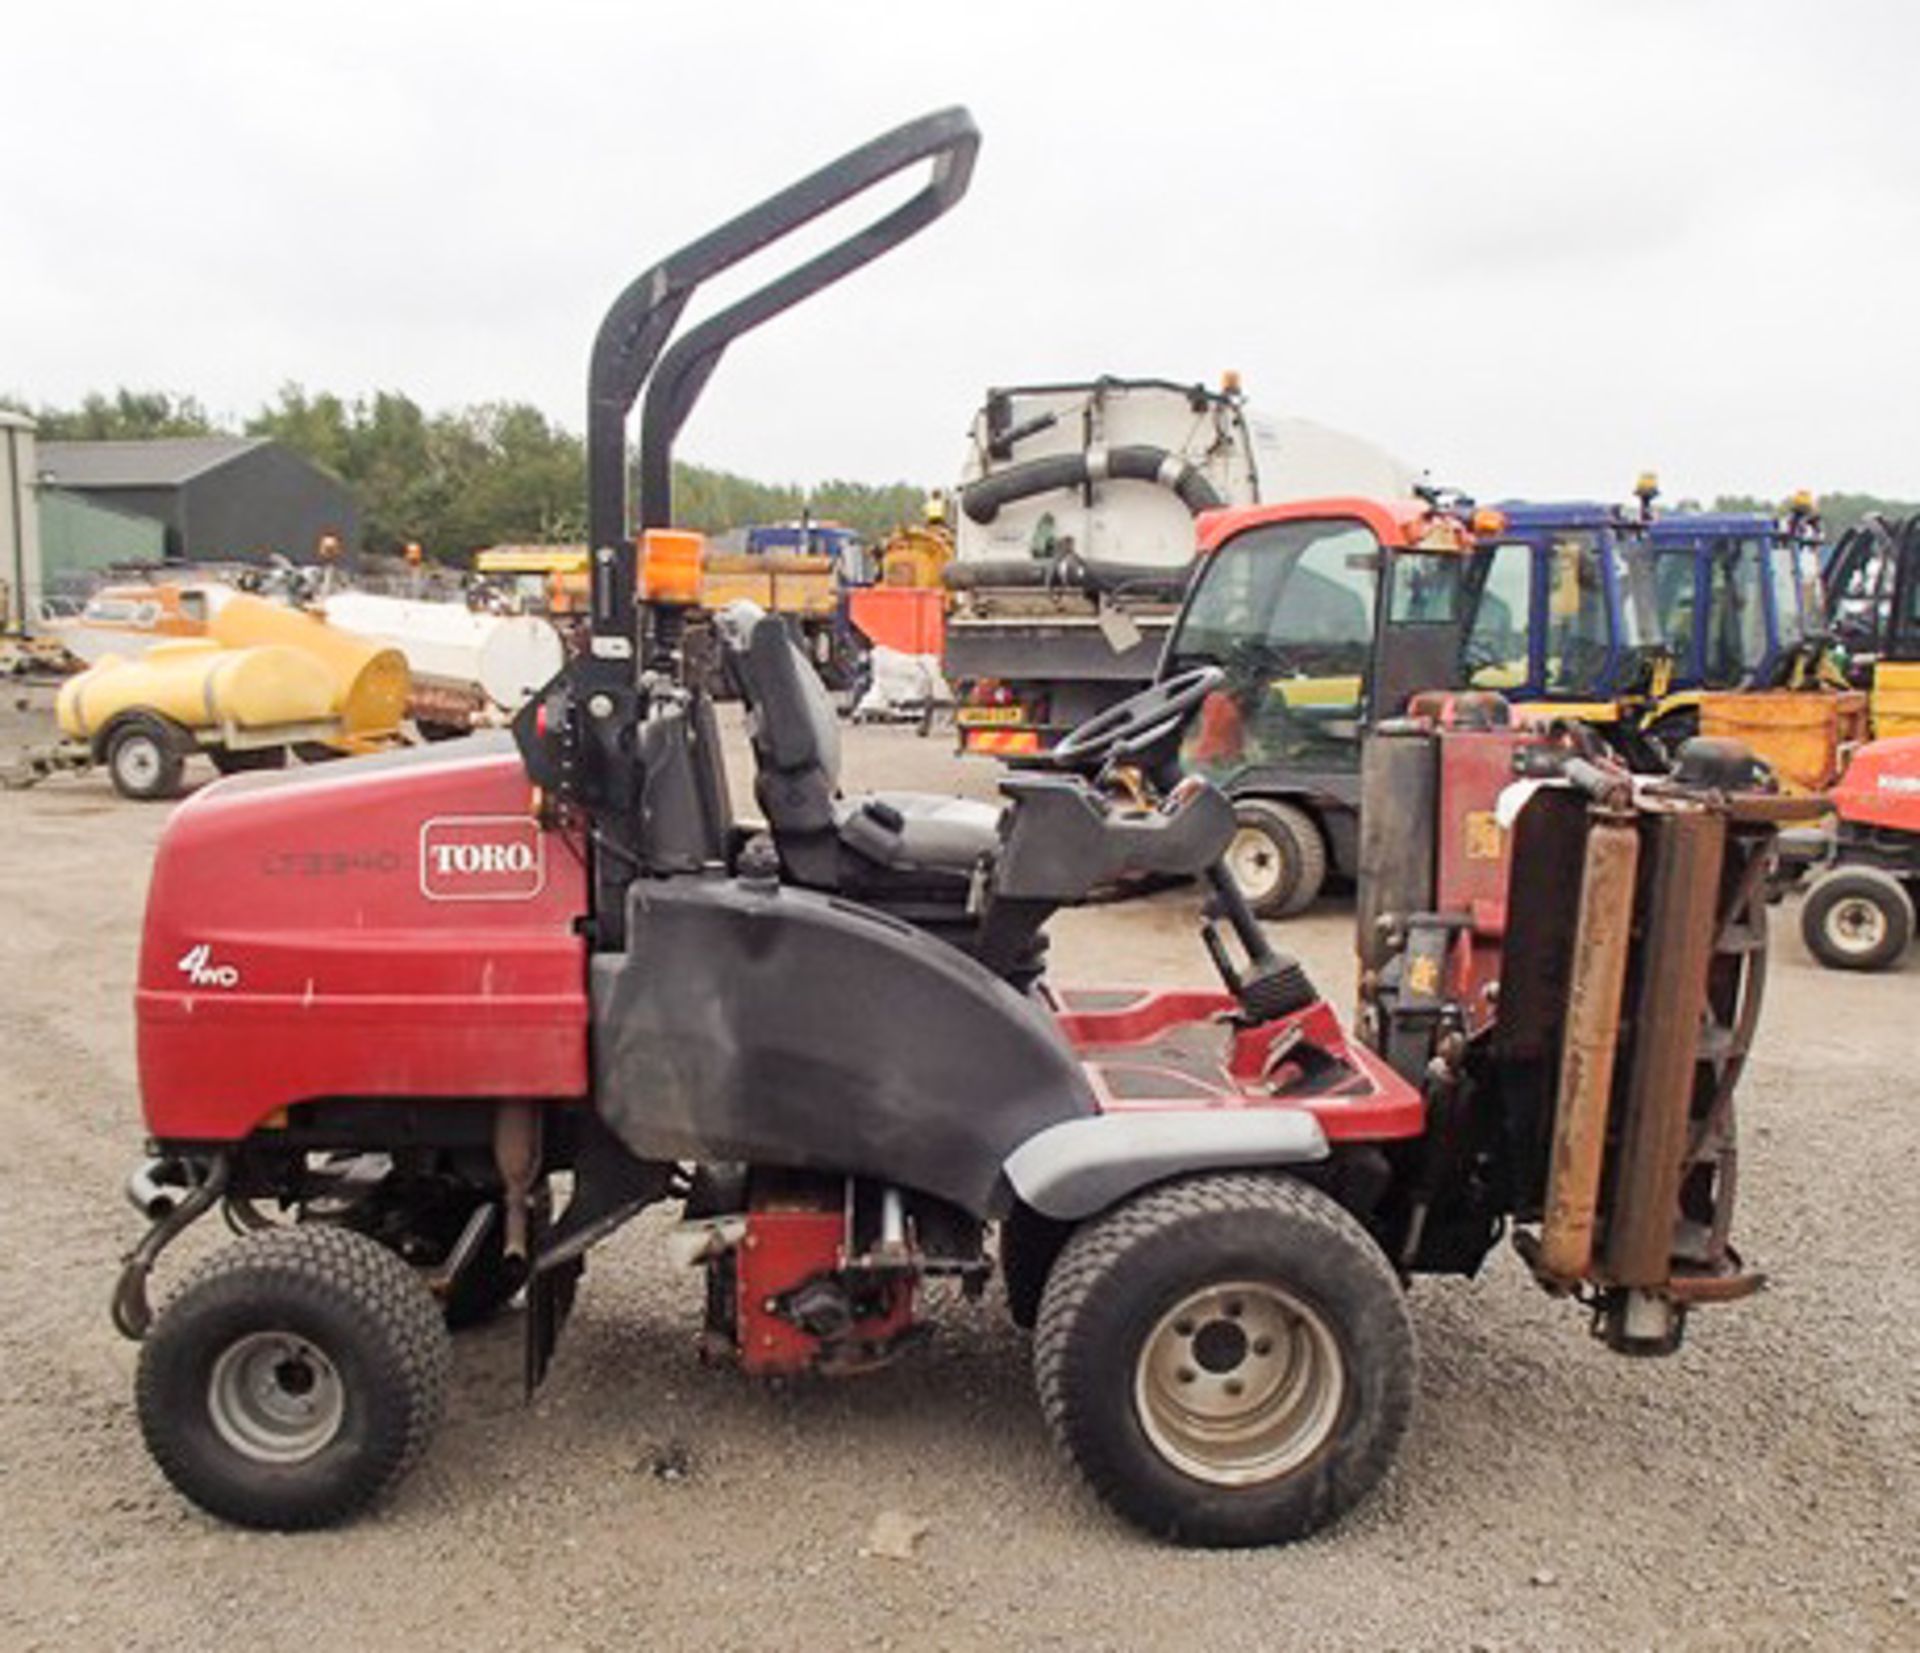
[1200,861,1318,1025]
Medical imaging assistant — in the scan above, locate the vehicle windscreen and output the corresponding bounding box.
[1541,531,1620,695]
[1645,548,1697,669]
[1771,540,1813,644]
[1702,536,1769,686]
[1170,518,1380,776]
[1829,531,1896,657]
[1462,541,1531,689]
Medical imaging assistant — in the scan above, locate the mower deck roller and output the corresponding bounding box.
[1360,710,1819,1355]
[112,111,1808,1547]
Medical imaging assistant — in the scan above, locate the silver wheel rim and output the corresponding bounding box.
[1133,1280,1345,1487]
[1227,826,1286,904]
[1825,895,1888,956]
[117,737,162,791]
[207,1332,346,1464]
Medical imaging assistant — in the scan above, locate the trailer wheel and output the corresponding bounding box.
[1034,1173,1414,1547]
[209,745,289,775]
[1226,799,1326,918]
[105,717,187,801]
[136,1226,451,1530]
[1801,867,1914,972]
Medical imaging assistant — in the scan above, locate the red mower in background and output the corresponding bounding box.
[112,109,1811,1547]
[1778,733,1920,969]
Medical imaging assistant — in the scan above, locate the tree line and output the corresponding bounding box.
[9,387,1915,554]
[1709,493,1918,539]
[3,386,931,558]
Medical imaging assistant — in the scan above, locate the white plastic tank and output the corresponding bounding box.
[952,379,1418,574]
[321,591,564,712]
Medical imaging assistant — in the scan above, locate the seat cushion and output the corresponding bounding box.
[836,792,1003,875]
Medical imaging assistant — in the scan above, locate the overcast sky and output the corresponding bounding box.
[5,1,1915,505]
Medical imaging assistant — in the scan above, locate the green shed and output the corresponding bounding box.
[37,487,167,594]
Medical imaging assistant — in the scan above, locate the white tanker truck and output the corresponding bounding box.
[943,376,1417,752]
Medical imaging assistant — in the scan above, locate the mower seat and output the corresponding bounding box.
[718,604,1001,892]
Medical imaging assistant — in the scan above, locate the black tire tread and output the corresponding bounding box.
[1801,866,1914,973]
[1034,1172,1414,1546]
[136,1225,451,1529]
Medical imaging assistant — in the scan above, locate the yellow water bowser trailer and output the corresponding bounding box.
[44,594,409,800]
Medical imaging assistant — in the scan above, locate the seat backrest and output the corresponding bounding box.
[718,603,842,878]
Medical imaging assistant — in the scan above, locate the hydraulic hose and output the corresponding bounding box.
[942,557,1192,600]
[959,444,1225,526]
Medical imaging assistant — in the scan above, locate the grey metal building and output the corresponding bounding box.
[33,436,359,564]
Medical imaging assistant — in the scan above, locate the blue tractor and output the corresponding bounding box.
[1457,498,1677,764]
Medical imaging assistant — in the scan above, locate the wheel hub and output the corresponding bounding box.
[207,1331,345,1464]
[1134,1280,1344,1487]
[1227,828,1283,900]
[119,741,160,788]
[1828,896,1887,954]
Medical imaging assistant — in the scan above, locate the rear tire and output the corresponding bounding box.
[1801,866,1914,972]
[1226,799,1327,918]
[1034,1173,1415,1547]
[136,1226,451,1530]
[209,745,289,776]
[105,717,187,801]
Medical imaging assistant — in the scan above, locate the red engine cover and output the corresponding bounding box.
[1832,733,1920,834]
[137,746,589,1143]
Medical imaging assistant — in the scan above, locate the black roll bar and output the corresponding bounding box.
[583,106,980,652]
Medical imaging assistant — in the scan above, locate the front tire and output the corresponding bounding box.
[136,1226,452,1530]
[1034,1173,1414,1547]
[1801,866,1914,972]
[1226,799,1327,918]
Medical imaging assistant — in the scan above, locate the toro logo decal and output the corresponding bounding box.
[420,815,546,902]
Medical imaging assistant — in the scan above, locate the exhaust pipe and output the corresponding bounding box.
[113,1156,229,1340]
[126,1157,188,1220]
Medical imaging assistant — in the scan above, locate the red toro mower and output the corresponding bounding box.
[113,110,1808,1546]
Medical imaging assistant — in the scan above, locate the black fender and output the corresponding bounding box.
[592,875,1096,1217]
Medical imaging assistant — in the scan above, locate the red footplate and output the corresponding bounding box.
[1050,989,1425,1141]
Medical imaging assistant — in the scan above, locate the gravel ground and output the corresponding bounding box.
[0,689,1914,1651]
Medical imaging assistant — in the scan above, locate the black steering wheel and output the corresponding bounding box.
[1044,665,1224,777]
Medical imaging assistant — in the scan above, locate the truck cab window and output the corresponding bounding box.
[1172,519,1378,774]
[1463,542,1531,689]
[1543,532,1612,695]
[1703,538,1767,688]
